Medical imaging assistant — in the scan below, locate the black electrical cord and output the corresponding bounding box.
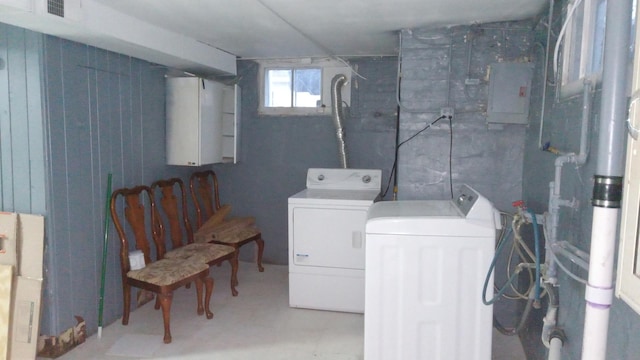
[448,116,453,199]
[392,104,402,199]
[381,114,449,198]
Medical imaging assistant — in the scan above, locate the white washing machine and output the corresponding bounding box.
[288,168,382,313]
[364,185,500,360]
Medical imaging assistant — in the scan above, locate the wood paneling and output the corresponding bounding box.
[0,24,46,215]
[40,35,193,335]
[2,24,193,336]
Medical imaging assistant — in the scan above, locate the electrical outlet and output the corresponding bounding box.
[440,107,454,118]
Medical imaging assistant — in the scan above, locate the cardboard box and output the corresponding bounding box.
[0,212,45,359]
[0,264,13,359]
[0,213,44,281]
[9,277,43,360]
[17,214,44,280]
[0,213,18,270]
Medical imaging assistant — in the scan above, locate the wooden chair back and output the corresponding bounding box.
[151,178,194,252]
[190,170,222,229]
[110,185,165,271]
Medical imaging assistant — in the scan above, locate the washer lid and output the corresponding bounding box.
[366,200,496,236]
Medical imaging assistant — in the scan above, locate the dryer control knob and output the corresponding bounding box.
[362,175,371,183]
[317,174,325,181]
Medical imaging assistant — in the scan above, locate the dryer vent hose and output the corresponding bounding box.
[331,74,348,168]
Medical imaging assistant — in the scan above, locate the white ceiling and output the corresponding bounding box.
[93,0,547,59]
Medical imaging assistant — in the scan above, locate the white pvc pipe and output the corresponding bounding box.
[548,337,563,360]
[581,207,619,360]
[545,81,591,284]
[552,241,590,271]
[581,0,632,358]
[541,306,558,347]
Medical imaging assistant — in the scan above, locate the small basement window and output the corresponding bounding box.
[265,68,321,107]
[559,0,607,98]
[258,58,351,115]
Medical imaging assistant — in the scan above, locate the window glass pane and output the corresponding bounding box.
[265,69,292,107]
[293,68,321,107]
[566,1,585,83]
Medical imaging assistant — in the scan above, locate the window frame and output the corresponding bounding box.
[617,0,640,315]
[257,58,351,116]
[559,0,607,98]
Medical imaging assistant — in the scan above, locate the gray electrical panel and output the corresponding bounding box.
[487,62,534,125]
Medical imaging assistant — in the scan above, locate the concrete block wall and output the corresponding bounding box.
[397,21,535,341]
[397,24,533,211]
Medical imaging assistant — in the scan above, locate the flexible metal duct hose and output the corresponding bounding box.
[331,74,348,168]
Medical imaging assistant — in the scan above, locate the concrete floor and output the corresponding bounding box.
[51,261,527,360]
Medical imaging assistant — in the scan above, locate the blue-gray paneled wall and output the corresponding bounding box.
[0,30,197,336]
[521,1,640,358]
[397,25,531,210]
[0,24,47,215]
[41,35,195,335]
[212,58,399,266]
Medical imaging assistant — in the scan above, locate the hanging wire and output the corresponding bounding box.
[381,115,447,198]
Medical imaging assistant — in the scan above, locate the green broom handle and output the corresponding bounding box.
[98,173,112,338]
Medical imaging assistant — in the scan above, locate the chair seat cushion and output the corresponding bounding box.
[209,226,261,245]
[194,217,257,243]
[164,243,235,263]
[127,258,207,286]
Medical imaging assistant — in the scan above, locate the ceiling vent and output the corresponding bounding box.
[47,0,64,17]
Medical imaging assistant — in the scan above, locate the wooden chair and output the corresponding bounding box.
[110,185,214,344]
[150,178,239,296]
[189,170,265,274]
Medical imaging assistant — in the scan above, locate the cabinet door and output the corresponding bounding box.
[199,79,224,165]
[166,77,200,165]
[166,77,224,166]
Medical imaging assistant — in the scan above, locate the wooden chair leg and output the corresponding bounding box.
[158,293,173,344]
[122,284,131,325]
[255,237,265,272]
[229,253,239,296]
[204,277,214,319]
[194,277,205,316]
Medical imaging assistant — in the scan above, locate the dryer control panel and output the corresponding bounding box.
[306,168,382,191]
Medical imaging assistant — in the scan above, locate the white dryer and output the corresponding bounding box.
[364,184,500,360]
[288,168,382,313]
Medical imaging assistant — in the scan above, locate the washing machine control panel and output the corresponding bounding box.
[454,185,480,217]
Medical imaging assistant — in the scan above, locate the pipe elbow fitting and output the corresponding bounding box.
[554,154,576,167]
[549,328,567,343]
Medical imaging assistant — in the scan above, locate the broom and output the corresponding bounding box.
[97,173,112,339]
